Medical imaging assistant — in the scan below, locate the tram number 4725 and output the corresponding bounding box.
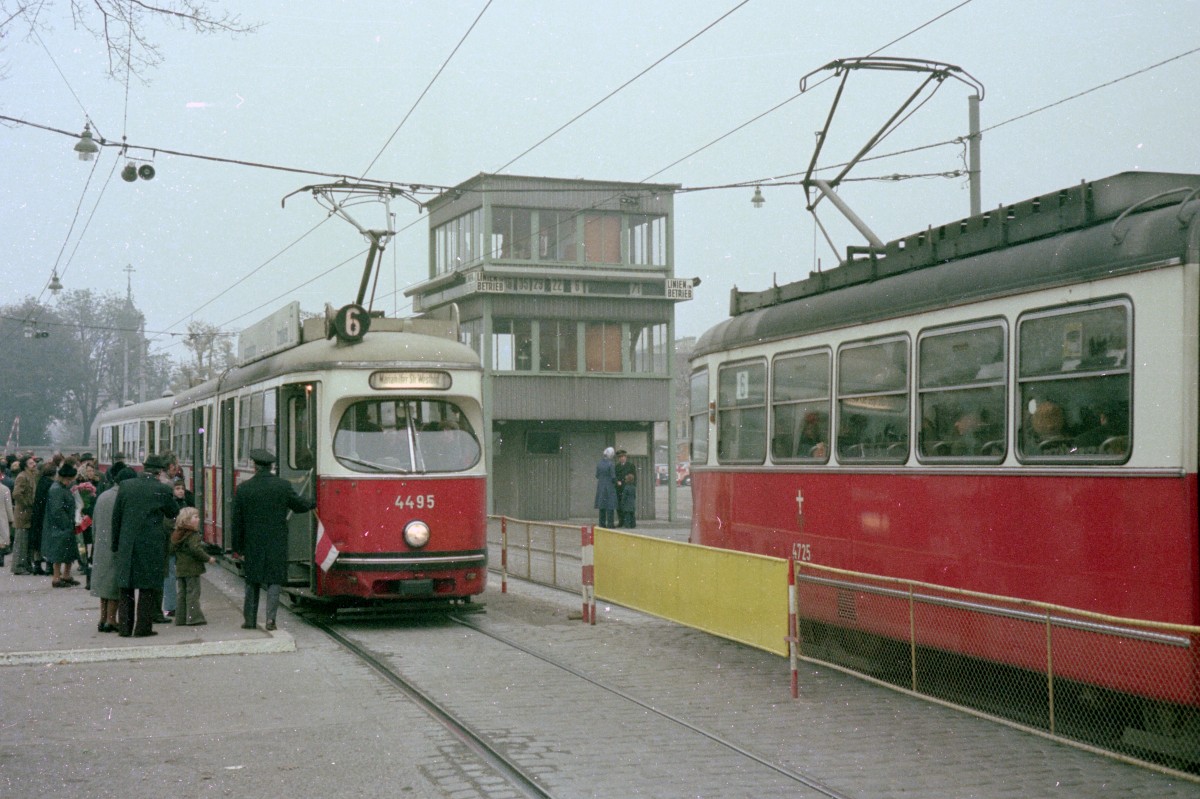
[395,494,435,509]
[792,542,812,563]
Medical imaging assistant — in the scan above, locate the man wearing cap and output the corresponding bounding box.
[111,454,177,636]
[231,449,315,631]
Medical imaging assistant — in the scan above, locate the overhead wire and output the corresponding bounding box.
[643,0,978,182]
[0,312,223,339]
[461,1,971,264]
[42,155,105,300]
[157,0,497,345]
[147,216,337,353]
[492,0,751,173]
[736,42,1200,193]
[57,156,122,287]
[29,26,98,136]
[129,26,1200,356]
[22,3,1199,359]
[981,44,1200,135]
[213,248,369,331]
[359,0,493,179]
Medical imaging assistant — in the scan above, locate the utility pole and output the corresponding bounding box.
[968,94,982,216]
[122,264,135,405]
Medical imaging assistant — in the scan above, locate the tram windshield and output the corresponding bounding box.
[333,398,480,474]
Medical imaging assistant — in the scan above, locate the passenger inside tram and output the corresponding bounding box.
[1029,399,1069,452]
[1073,405,1128,454]
[333,399,480,473]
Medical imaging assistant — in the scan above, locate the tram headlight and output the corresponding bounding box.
[403,520,431,549]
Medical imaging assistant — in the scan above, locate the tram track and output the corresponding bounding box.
[307,614,554,799]
[448,613,856,799]
[300,595,858,799]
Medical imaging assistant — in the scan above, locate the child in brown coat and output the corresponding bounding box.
[170,507,214,625]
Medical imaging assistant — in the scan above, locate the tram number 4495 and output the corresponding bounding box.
[395,494,435,509]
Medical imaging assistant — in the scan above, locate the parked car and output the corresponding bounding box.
[676,462,691,486]
[655,464,668,485]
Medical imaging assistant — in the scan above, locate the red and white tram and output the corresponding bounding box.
[688,171,1200,753]
[93,307,487,604]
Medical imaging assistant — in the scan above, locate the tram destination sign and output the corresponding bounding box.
[239,301,301,366]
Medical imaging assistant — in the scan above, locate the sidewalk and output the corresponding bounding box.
[0,564,293,666]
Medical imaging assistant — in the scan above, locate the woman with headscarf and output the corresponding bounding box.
[43,462,80,587]
[593,446,618,528]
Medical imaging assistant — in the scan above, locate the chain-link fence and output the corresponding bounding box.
[793,560,1200,777]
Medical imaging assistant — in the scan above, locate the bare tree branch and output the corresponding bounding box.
[2,0,257,80]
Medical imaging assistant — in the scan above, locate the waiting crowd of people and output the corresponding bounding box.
[2,446,317,638]
[2,450,203,637]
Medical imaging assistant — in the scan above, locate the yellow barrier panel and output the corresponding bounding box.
[593,528,789,656]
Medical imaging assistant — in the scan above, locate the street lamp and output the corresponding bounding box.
[73,124,100,161]
[751,186,765,208]
[48,270,63,294]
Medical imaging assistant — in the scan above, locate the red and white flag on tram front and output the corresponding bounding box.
[314,516,339,572]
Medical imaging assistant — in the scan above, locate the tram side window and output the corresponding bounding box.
[263,391,277,454]
[689,369,709,465]
[238,396,251,462]
[771,350,830,462]
[717,361,767,464]
[238,390,278,464]
[172,411,189,464]
[160,419,171,455]
[122,422,143,462]
[288,394,314,471]
[1017,301,1131,461]
[917,323,1007,460]
[100,426,117,465]
[334,399,480,474]
[837,338,910,463]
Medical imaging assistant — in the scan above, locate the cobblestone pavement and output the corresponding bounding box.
[3,536,1198,798]
[475,580,1200,798]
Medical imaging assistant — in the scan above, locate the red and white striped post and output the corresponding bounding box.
[788,557,799,698]
[500,517,509,594]
[581,525,595,624]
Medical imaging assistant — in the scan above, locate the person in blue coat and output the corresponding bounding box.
[593,446,617,528]
[230,449,315,631]
[42,462,80,587]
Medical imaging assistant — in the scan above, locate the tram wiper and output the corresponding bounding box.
[337,455,390,472]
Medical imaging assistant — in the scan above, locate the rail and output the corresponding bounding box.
[489,517,1200,776]
[487,515,584,594]
[790,559,1200,778]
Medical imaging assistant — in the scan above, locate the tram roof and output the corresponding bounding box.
[97,322,482,427]
[215,324,481,395]
[695,171,1200,357]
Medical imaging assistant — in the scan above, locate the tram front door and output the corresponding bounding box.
[279,382,318,587]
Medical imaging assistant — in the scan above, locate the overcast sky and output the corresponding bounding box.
[4,1,1198,362]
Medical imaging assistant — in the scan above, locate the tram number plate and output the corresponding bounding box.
[792,543,812,562]
[395,494,435,509]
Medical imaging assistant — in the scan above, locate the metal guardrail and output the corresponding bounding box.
[489,516,1200,777]
[791,559,1200,778]
[487,515,584,594]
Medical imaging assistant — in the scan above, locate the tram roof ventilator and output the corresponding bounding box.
[731,171,1200,319]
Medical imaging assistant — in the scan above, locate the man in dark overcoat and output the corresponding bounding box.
[231,449,315,631]
[111,455,177,637]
